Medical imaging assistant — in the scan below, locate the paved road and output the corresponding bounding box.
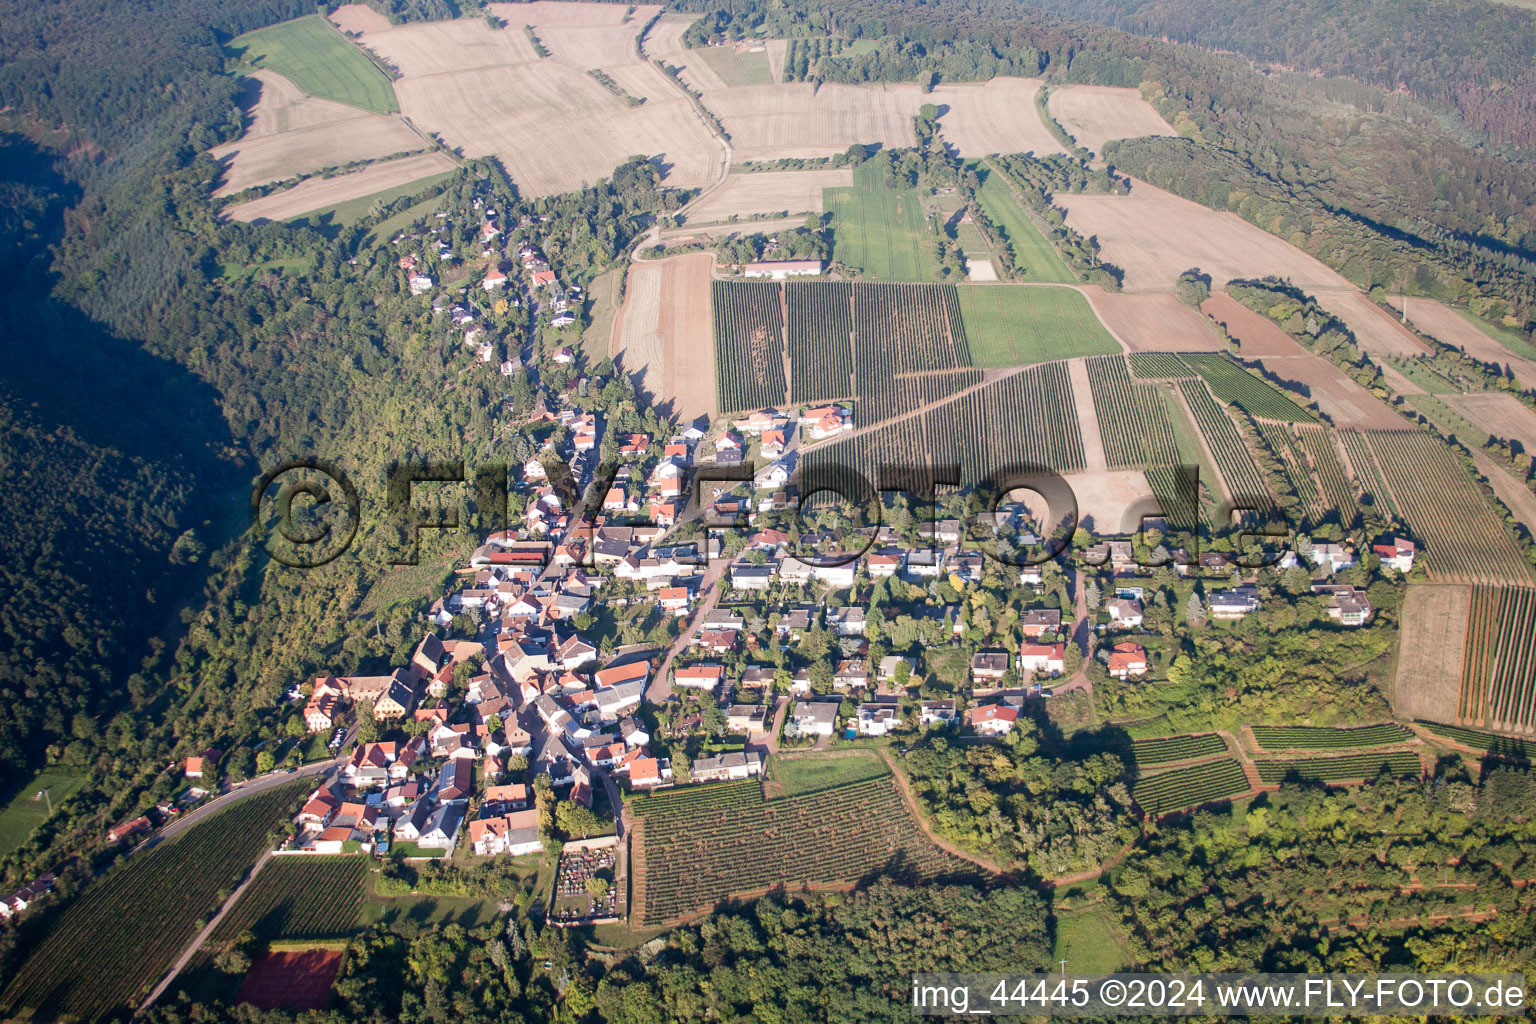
[645,560,728,705]
[137,848,276,1013]
[131,756,337,856]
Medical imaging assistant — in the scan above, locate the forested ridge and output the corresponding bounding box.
[1011,0,1536,150]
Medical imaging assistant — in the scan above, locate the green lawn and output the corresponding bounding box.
[1053,906,1133,973]
[957,284,1120,367]
[826,161,940,281]
[973,166,1075,284]
[0,768,85,857]
[230,15,398,114]
[361,184,458,246]
[694,44,774,86]
[765,749,890,798]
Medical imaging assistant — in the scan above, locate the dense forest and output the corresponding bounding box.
[1012,0,1536,150]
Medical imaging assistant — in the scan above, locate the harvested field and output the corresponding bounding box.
[1020,469,1154,534]
[223,152,457,222]
[1046,85,1176,155]
[643,13,697,60]
[1057,180,1351,293]
[237,950,344,1012]
[967,259,999,282]
[1404,299,1536,387]
[612,253,716,423]
[1082,289,1224,352]
[703,82,921,161]
[685,169,851,223]
[211,75,424,195]
[1202,292,1407,431]
[765,38,789,83]
[328,4,392,33]
[931,78,1067,158]
[1315,289,1428,359]
[1068,358,1109,471]
[343,6,716,196]
[1393,584,1471,724]
[1444,393,1536,451]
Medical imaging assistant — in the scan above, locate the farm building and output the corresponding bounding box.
[742,259,823,279]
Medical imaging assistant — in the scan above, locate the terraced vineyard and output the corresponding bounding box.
[712,281,787,412]
[1124,733,1227,767]
[1131,758,1250,817]
[1182,353,1315,422]
[1364,430,1534,584]
[1458,586,1536,730]
[1297,426,1358,524]
[206,856,367,946]
[1250,724,1414,750]
[1254,750,1422,783]
[0,782,306,1020]
[635,776,961,925]
[1339,429,1398,516]
[1177,379,1271,505]
[785,281,854,403]
[1084,355,1181,468]
[1420,722,1536,761]
[1128,352,1193,379]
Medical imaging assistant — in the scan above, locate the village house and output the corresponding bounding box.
[855,702,901,737]
[1208,585,1261,620]
[628,756,673,789]
[673,663,725,693]
[1314,584,1374,626]
[1372,537,1416,573]
[920,699,958,727]
[1020,608,1062,639]
[787,700,839,738]
[1106,641,1149,680]
[725,704,769,733]
[1106,597,1145,628]
[971,650,1011,684]
[692,750,763,782]
[1309,542,1356,573]
[1018,641,1067,677]
[971,703,1019,736]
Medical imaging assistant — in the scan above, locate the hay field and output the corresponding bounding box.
[1057,180,1352,292]
[1082,290,1225,352]
[685,169,851,223]
[229,14,398,114]
[765,39,789,83]
[932,78,1067,158]
[344,7,718,197]
[1316,289,1428,359]
[693,43,774,86]
[1445,393,1536,451]
[1046,85,1175,155]
[957,284,1122,367]
[223,152,458,222]
[1403,299,1536,387]
[211,73,424,195]
[612,253,716,423]
[704,82,922,161]
[1392,584,1471,724]
[1202,293,1406,430]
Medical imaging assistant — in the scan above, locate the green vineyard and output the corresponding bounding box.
[206,856,367,946]
[1124,733,1227,767]
[0,782,306,1020]
[786,281,854,403]
[1254,751,1422,783]
[1177,379,1271,506]
[1181,353,1315,422]
[1131,758,1250,817]
[1364,430,1534,584]
[635,777,961,925]
[1420,722,1536,761]
[1084,355,1181,468]
[922,362,1087,482]
[1297,426,1358,524]
[712,280,788,413]
[1339,429,1398,517]
[1127,352,1194,379]
[1250,724,1415,750]
[1458,586,1536,730]
[1255,421,1320,515]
